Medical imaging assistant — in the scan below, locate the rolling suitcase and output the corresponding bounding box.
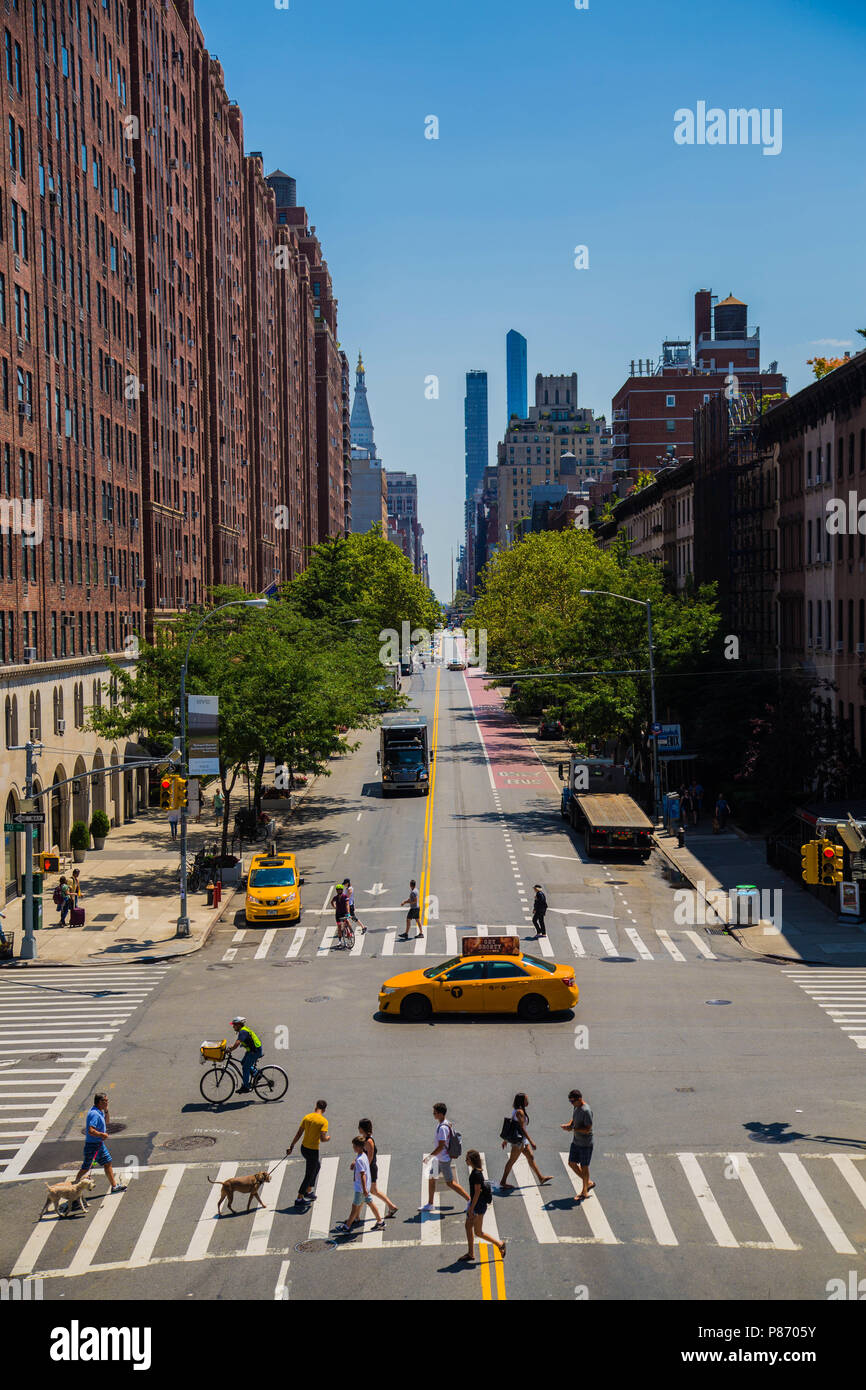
[70,906,86,927]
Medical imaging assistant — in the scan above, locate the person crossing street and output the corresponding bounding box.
[531,885,548,938]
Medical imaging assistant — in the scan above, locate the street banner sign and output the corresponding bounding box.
[657,723,682,751]
[188,695,220,774]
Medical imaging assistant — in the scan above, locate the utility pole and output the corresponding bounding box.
[19,740,39,960]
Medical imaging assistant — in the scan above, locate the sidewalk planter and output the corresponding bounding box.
[216,855,241,886]
[70,821,89,865]
[89,810,111,852]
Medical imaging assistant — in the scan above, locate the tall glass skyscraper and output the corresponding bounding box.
[506,330,528,422]
[464,370,489,505]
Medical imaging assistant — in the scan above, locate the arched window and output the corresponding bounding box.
[92,678,102,709]
[9,695,17,746]
[4,696,12,748]
[53,686,64,735]
[34,690,41,738]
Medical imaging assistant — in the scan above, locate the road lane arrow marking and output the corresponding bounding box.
[365,883,388,896]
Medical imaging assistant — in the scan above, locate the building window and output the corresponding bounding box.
[666,394,676,407]
[666,420,676,432]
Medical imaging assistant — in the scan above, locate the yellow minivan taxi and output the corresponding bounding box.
[244,852,302,925]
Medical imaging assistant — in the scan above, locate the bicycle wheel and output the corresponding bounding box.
[253,1065,288,1102]
[343,922,355,949]
[200,1064,236,1105]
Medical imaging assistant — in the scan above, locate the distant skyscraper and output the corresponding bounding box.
[350,353,388,534]
[464,371,489,505]
[506,330,528,422]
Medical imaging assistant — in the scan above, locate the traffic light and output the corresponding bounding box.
[170,775,188,810]
[160,775,172,809]
[800,840,820,885]
[819,839,844,887]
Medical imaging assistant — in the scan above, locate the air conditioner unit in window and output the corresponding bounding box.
[18,402,32,419]
[23,648,36,661]
[57,718,66,734]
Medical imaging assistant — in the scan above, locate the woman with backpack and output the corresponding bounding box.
[499,1092,553,1189]
[54,877,73,926]
[460,1151,506,1263]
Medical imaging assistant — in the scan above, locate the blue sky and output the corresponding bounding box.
[196,0,866,601]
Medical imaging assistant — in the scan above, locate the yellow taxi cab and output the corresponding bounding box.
[378,936,577,1022]
[244,852,303,925]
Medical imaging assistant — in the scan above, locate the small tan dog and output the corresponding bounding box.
[39,1175,96,1219]
[207,1169,271,1214]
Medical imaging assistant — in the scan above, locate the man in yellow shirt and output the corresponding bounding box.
[287,1100,330,1206]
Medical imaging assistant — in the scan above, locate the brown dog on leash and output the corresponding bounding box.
[207,1169,271,1214]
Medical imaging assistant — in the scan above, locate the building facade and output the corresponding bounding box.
[349,352,387,534]
[506,329,527,423]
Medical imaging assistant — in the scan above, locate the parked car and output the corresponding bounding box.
[537,716,564,739]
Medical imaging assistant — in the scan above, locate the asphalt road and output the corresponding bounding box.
[2,636,865,1304]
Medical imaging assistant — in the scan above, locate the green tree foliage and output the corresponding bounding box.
[285,533,441,634]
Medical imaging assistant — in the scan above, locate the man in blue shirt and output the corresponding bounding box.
[74,1092,126,1194]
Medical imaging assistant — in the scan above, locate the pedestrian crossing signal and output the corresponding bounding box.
[818,840,844,887]
[160,775,172,809]
[800,840,819,884]
[170,776,188,810]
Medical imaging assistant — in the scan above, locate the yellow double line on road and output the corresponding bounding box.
[479,1243,507,1300]
[419,665,441,927]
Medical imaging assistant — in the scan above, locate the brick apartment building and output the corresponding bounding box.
[611,289,787,476]
[0,0,351,899]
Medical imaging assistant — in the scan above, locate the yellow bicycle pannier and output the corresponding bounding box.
[200,1039,227,1061]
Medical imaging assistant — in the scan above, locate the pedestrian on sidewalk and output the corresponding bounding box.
[344,877,366,935]
[167,806,180,841]
[690,781,703,822]
[399,879,423,940]
[358,1118,398,1215]
[679,787,694,829]
[71,867,82,905]
[213,789,224,823]
[56,876,72,925]
[336,1136,384,1235]
[531,885,548,938]
[420,1102,470,1210]
[561,1087,595,1201]
[714,793,731,832]
[287,1099,329,1205]
[460,1150,506,1264]
[74,1092,126,1195]
[499,1092,553,1189]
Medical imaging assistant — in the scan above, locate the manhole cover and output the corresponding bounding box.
[106,1122,126,1134]
[600,956,635,963]
[304,996,331,1003]
[158,1135,217,1151]
[23,1051,62,1063]
[294,1238,337,1253]
[676,1087,695,1093]
[706,999,732,1005]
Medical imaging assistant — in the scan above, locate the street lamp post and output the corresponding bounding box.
[579,588,661,822]
[176,597,267,937]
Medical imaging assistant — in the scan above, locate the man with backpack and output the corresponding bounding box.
[420,1102,470,1210]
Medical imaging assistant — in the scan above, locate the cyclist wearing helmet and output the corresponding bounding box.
[227,1015,263,1093]
[330,883,352,950]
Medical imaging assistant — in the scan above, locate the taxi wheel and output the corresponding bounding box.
[518,993,549,1022]
[400,993,432,1022]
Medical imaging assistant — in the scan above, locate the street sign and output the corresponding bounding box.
[650,723,662,736]
[13,812,46,825]
[4,822,26,832]
[656,723,682,751]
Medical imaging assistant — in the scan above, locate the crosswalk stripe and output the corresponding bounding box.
[420,1159,441,1245]
[833,1155,866,1213]
[286,929,307,957]
[657,930,686,962]
[596,930,618,957]
[626,1152,677,1243]
[565,925,586,957]
[780,1154,856,1254]
[245,1160,287,1257]
[232,930,246,944]
[255,930,277,960]
[624,928,654,960]
[67,1188,126,1275]
[683,930,716,960]
[12,1189,73,1275]
[316,923,337,957]
[128,1164,185,1268]
[558,1153,618,1242]
[414,933,427,956]
[445,926,458,955]
[477,1153,501,1243]
[307,1156,339,1241]
[727,1154,797,1251]
[359,1154,391,1248]
[382,931,396,955]
[678,1153,738,1247]
[513,1154,558,1243]
[184,1161,237,1262]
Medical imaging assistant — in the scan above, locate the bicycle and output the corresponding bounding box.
[199,1041,288,1105]
[335,917,355,950]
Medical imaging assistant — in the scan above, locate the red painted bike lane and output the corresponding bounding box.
[463,669,553,793]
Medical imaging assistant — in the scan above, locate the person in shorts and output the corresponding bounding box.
[74,1092,126,1194]
[460,1150,506,1263]
[335,1136,384,1235]
[399,878,422,940]
[343,877,366,935]
[420,1102,469,1210]
[561,1087,595,1201]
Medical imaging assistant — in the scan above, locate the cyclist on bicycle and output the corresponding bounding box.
[227,1015,263,1093]
[343,877,366,936]
[330,883,352,950]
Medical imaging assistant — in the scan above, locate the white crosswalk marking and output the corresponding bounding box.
[833,1154,866,1213]
[512,1154,558,1243]
[128,1164,185,1268]
[245,1160,287,1257]
[624,928,654,960]
[476,1154,501,1243]
[316,922,337,957]
[308,1156,339,1241]
[780,1153,857,1254]
[678,1153,738,1247]
[626,1152,677,1245]
[286,929,307,957]
[727,1153,798,1251]
[420,1159,441,1245]
[596,930,618,957]
[382,931,396,955]
[445,926,459,955]
[783,970,866,1050]
[657,930,686,962]
[67,1188,126,1274]
[359,1154,391,1248]
[558,1153,618,1242]
[565,925,587,957]
[185,1161,237,1262]
[682,930,716,960]
[254,930,277,960]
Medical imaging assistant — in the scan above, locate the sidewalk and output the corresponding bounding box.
[654,823,866,965]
